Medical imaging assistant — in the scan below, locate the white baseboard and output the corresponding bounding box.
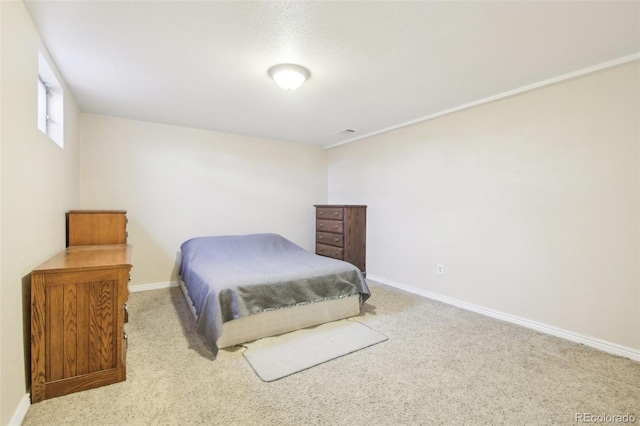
[129,281,180,292]
[367,274,640,362]
[8,393,30,426]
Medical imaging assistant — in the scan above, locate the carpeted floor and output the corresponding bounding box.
[22,281,640,425]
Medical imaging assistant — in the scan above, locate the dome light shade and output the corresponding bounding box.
[268,64,310,90]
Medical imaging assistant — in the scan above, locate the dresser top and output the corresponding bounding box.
[67,210,127,214]
[33,244,133,273]
[314,205,367,208]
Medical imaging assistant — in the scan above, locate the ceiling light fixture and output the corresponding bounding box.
[268,64,310,91]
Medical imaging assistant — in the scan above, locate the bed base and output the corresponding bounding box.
[179,281,361,348]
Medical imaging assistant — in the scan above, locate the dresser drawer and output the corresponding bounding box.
[316,243,344,260]
[316,207,344,220]
[316,232,343,247]
[316,220,344,233]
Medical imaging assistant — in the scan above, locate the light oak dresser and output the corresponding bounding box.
[314,205,367,276]
[31,211,132,403]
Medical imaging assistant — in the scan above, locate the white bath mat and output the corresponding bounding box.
[242,319,387,382]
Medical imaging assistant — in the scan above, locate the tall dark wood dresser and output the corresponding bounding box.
[31,211,132,403]
[314,205,367,276]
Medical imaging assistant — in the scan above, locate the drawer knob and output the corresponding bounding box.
[334,252,338,256]
[319,211,324,215]
[319,223,323,228]
[333,211,338,215]
[334,225,339,229]
[334,238,339,242]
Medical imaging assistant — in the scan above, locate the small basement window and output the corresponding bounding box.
[37,51,64,148]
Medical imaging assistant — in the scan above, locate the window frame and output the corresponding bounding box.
[37,51,64,148]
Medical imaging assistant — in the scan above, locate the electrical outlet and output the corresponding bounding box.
[437,264,444,275]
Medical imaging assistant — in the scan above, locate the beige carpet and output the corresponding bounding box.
[242,319,387,381]
[22,281,640,426]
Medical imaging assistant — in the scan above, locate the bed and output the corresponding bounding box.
[178,233,371,355]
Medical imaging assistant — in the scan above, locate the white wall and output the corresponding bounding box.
[0,2,81,424]
[328,62,640,351]
[0,3,4,421]
[79,114,328,287]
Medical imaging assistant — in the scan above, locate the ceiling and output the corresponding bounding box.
[25,1,640,148]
